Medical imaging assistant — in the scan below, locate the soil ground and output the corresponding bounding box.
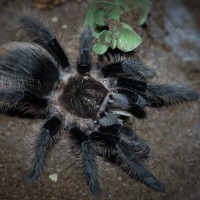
[0,0,199,200]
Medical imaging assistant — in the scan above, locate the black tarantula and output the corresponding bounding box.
[0,15,198,196]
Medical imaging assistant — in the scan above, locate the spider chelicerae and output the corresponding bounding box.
[0,15,198,196]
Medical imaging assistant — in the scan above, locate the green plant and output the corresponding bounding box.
[115,0,151,25]
[84,0,151,55]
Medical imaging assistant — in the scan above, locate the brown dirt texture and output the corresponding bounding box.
[0,0,199,200]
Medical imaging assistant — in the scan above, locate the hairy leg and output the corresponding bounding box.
[0,42,60,96]
[18,16,70,68]
[101,60,156,79]
[28,116,62,181]
[77,27,94,74]
[109,90,147,119]
[99,125,150,158]
[0,88,48,116]
[116,141,164,192]
[90,124,164,192]
[114,76,198,110]
[69,127,100,196]
[145,83,199,107]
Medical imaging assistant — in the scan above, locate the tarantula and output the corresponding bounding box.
[0,15,198,196]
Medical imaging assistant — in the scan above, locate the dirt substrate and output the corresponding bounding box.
[0,0,199,200]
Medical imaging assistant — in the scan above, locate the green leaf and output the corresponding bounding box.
[115,0,151,25]
[108,6,121,20]
[111,35,117,49]
[131,0,151,25]
[97,30,118,49]
[93,43,108,55]
[138,5,150,25]
[98,30,112,44]
[85,0,146,55]
[120,22,134,31]
[115,28,142,52]
[84,4,96,26]
[94,2,121,25]
[94,8,106,26]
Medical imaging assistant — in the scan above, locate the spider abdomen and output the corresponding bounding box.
[58,74,108,119]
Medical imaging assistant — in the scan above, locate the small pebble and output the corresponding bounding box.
[118,176,122,181]
[61,24,68,29]
[49,173,58,182]
[51,16,58,23]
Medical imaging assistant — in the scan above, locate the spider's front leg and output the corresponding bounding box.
[101,59,156,80]
[18,16,70,68]
[28,115,62,181]
[69,127,100,196]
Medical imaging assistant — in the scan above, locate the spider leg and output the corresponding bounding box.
[116,141,164,192]
[101,125,150,158]
[145,83,199,107]
[113,77,147,118]
[18,16,70,68]
[97,150,141,180]
[117,77,147,93]
[69,127,100,196]
[99,125,150,159]
[102,58,198,108]
[123,128,150,158]
[116,77,199,107]
[90,125,164,192]
[101,59,156,80]
[98,111,119,127]
[0,88,48,116]
[110,76,198,114]
[77,27,94,74]
[28,116,62,181]
[113,91,147,118]
[0,42,60,96]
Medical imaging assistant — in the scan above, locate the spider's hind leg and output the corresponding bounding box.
[28,116,62,181]
[120,126,150,158]
[91,124,164,192]
[116,140,164,192]
[98,124,150,159]
[69,127,100,196]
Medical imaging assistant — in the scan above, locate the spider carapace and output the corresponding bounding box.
[58,74,108,119]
